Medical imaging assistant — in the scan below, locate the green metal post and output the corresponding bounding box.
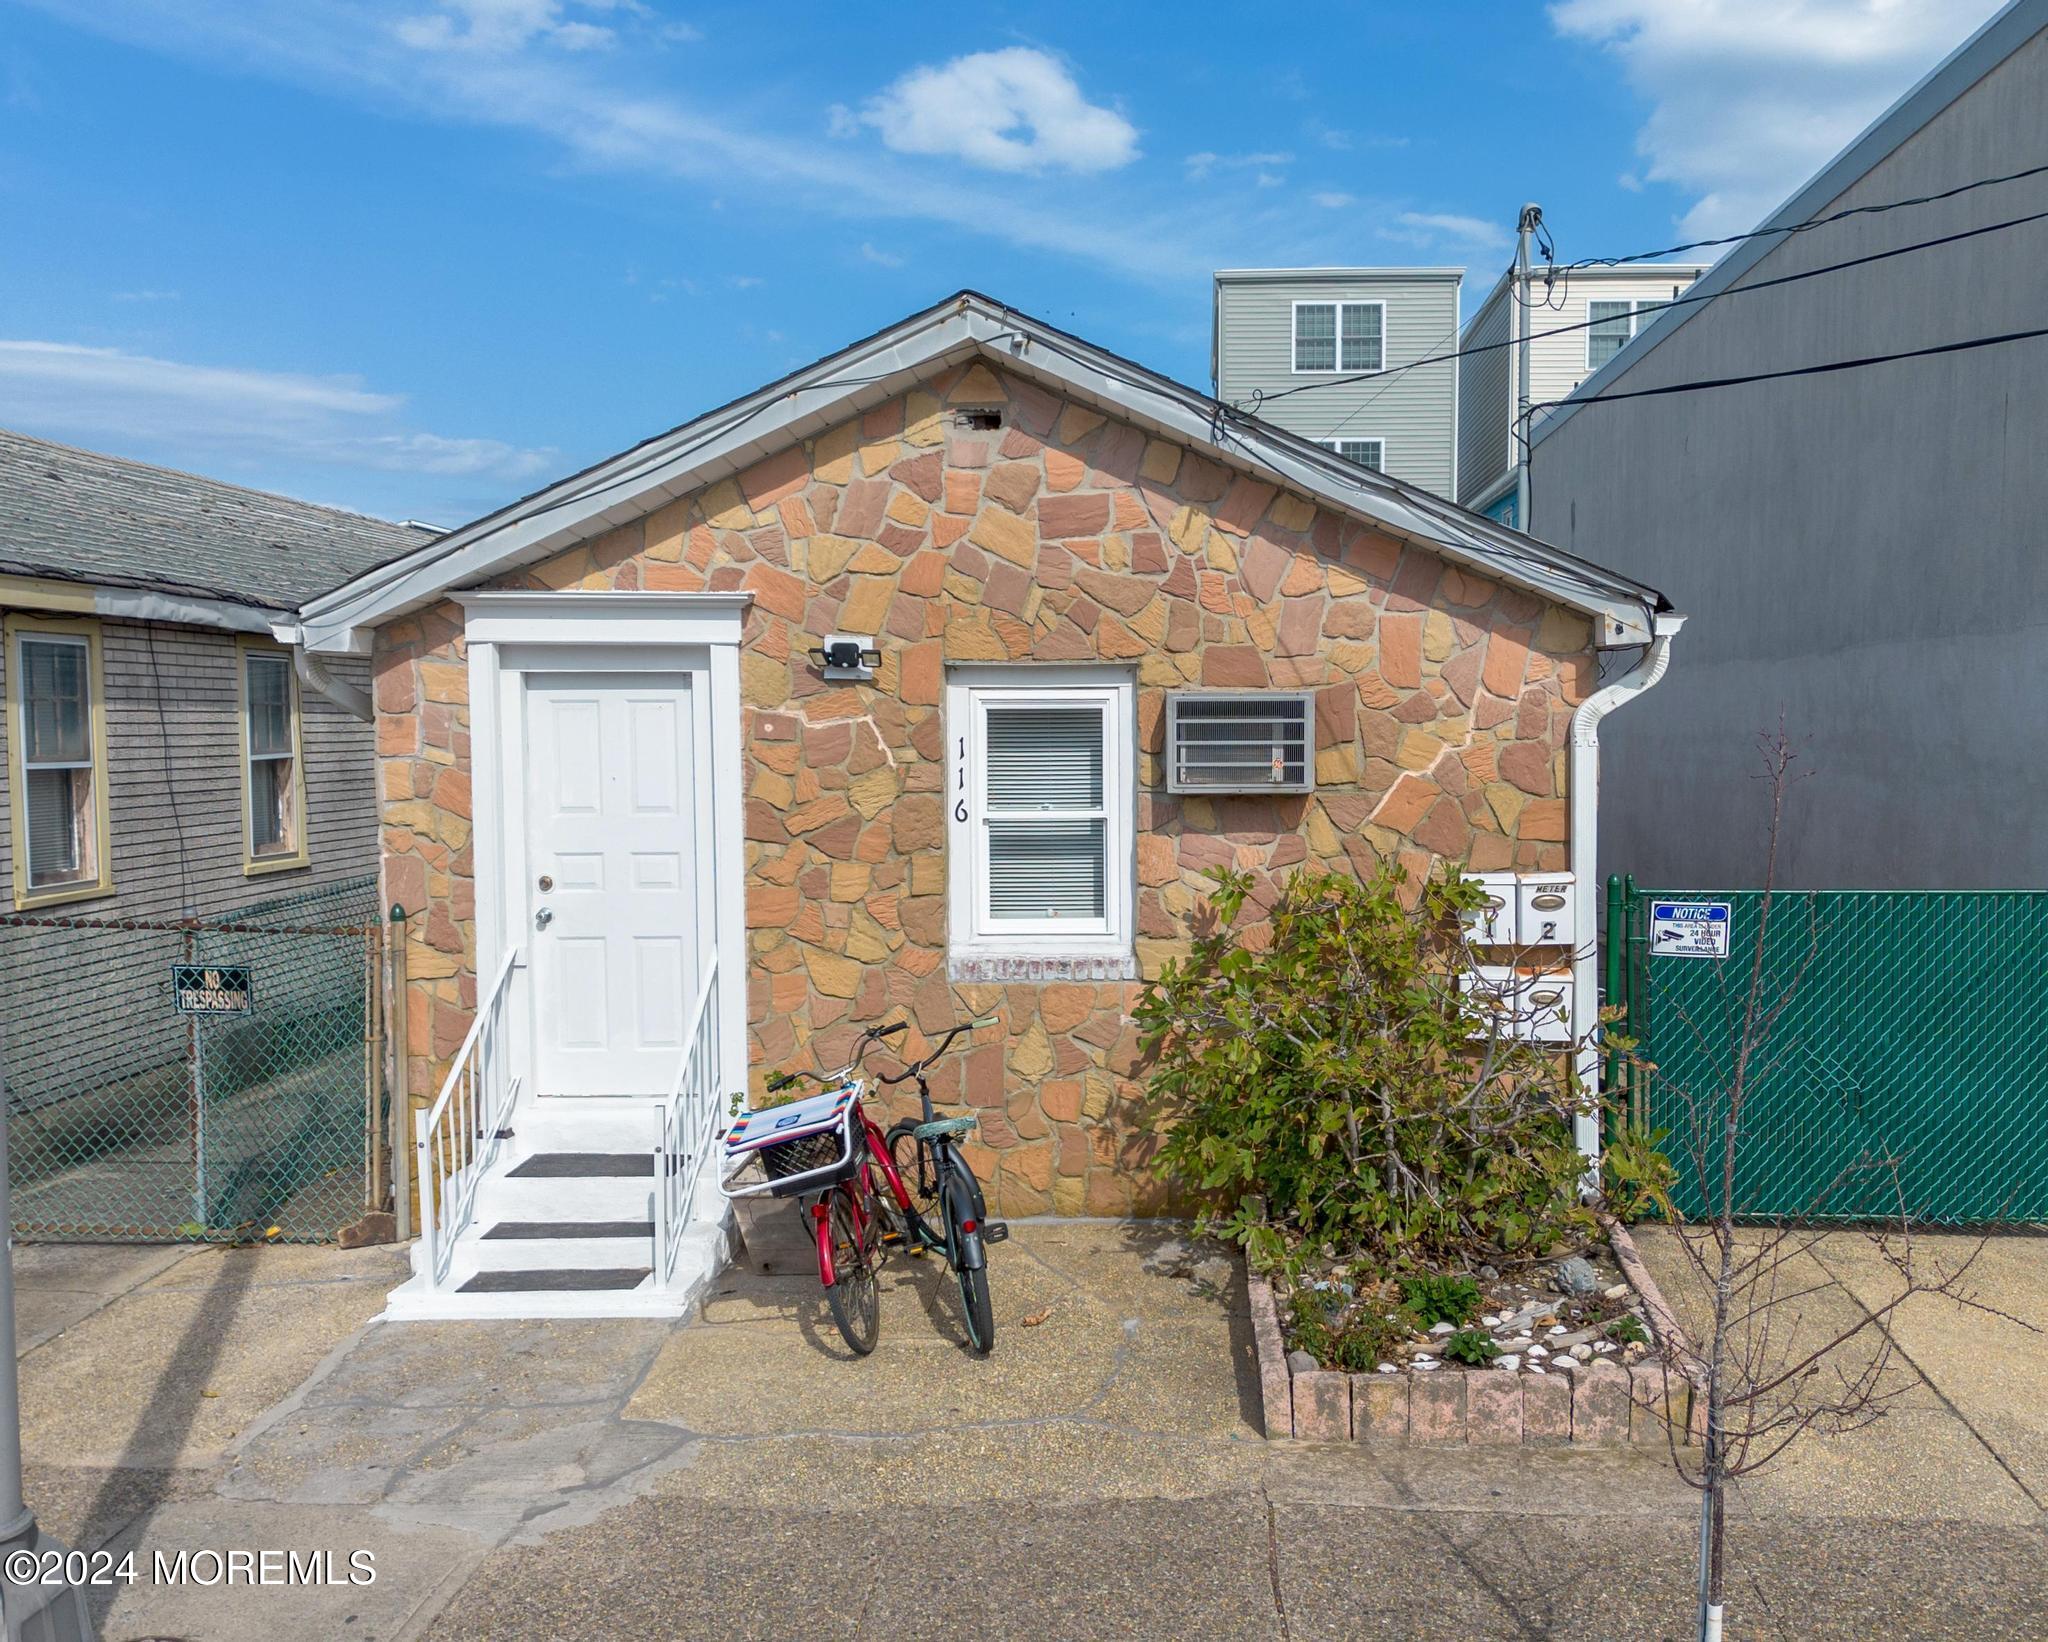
[1604,874,1625,1140]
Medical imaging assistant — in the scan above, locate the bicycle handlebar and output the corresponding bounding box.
[878,1014,999,1084]
[764,1018,914,1091]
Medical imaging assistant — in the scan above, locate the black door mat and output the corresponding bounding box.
[482,1221,653,1240]
[505,1152,654,1178]
[457,1268,652,1292]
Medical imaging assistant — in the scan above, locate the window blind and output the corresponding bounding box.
[24,769,81,883]
[983,704,1107,922]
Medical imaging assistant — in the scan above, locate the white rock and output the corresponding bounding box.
[1481,1314,1502,1327]
[1570,1344,1593,1362]
[1494,1354,1520,1371]
[1603,1283,1630,1300]
[1377,1363,1398,1374]
[1594,1341,1617,1354]
[1549,1325,1567,1336]
[1429,1320,1457,1336]
[1527,1344,1548,1359]
[1548,1357,1574,1372]
[1413,1360,1440,1373]
[1529,1364,1547,1374]
[1506,1334,1533,1349]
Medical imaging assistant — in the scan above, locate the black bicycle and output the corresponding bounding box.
[879,1017,1008,1355]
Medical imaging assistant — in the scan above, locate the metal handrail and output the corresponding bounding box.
[655,954,721,1289]
[415,945,521,1290]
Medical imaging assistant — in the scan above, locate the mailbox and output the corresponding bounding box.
[1516,875,1576,949]
[1462,872,1519,946]
[1464,966,1575,1044]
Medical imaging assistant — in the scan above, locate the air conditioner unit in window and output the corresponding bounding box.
[1165,691,1315,794]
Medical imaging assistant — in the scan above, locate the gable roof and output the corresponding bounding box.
[300,291,1670,654]
[1531,0,2046,449]
[0,427,434,619]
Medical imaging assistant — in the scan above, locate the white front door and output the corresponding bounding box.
[524,671,699,1096]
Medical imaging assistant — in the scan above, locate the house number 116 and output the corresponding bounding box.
[954,737,968,823]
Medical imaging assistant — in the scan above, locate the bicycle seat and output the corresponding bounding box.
[914,1114,978,1140]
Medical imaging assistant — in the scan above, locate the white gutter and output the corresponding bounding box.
[1569,611,1685,1161]
[270,623,373,721]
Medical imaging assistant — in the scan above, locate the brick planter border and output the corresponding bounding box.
[1248,1219,1705,1446]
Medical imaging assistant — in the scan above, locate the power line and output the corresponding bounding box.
[1283,202,2048,423]
[1551,158,2048,276]
[1524,324,2048,415]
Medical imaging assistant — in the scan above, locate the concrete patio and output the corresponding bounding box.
[10,1222,2045,1639]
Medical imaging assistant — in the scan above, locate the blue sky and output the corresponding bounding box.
[0,0,2005,524]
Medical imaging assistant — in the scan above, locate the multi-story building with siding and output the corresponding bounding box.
[0,428,431,922]
[1212,268,1463,499]
[1457,262,1707,528]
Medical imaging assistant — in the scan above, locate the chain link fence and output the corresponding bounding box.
[1609,880,2048,1224]
[0,875,386,1243]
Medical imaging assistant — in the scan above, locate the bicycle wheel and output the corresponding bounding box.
[885,1120,942,1250]
[943,1170,995,1356]
[823,1186,881,1356]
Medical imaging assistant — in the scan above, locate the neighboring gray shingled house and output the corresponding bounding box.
[0,427,432,916]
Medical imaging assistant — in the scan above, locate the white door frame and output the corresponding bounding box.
[457,592,751,1108]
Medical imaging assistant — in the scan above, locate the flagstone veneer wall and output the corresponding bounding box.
[371,361,1595,1215]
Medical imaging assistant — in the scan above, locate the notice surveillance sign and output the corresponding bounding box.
[1649,901,1731,959]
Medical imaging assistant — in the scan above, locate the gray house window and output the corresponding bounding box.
[19,637,96,888]
[1293,301,1384,373]
[1327,438,1385,471]
[240,644,308,871]
[1587,301,1636,369]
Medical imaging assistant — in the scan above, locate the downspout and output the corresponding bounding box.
[1569,610,1685,1163]
[271,623,373,721]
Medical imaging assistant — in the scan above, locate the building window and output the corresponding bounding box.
[1293,301,1384,373]
[6,616,111,908]
[946,669,1133,961]
[240,642,309,873]
[1587,300,1639,370]
[1325,438,1385,471]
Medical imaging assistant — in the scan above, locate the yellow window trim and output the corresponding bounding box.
[236,637,312,877]
[4,613,115,910]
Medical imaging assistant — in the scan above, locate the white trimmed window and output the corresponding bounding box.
[946,668,1133,961]
[1292,300,1384,373]
[239,642,309,873]
[1325,438,1385,471]
[6,616,111,907]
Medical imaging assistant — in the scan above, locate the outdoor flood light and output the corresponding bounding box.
[812,635,881,681]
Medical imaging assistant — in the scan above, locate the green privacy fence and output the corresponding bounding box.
[0,876,385,1243]
[1607,878,2048,1225]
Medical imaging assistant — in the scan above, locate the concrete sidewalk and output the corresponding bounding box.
[12,1225,2047,1640]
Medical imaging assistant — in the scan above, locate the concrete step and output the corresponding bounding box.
[501,1101,661,1158]
[457,1267,652,1294]
[467,1224,656,1272]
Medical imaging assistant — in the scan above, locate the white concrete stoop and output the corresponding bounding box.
[382,1099,733,1322]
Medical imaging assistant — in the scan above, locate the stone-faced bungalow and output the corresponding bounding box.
[297,293,1678,1319]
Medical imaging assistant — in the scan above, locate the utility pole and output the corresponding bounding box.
[1513,201,1543,532]
[0,1048,89,1641]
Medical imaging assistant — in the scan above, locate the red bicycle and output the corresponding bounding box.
[718,1016,1003,1356]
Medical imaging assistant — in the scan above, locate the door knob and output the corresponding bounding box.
[535,907,554,929]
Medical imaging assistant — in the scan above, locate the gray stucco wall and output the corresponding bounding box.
[1214,270,1461,498]
[1529,23,2048,890]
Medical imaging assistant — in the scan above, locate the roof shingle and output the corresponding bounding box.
[0,427,434,612]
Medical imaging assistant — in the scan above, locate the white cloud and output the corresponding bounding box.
[21,3,1222,285]
[1552,0,2007,236]
[1393,210,1511,250]
[861,48,1138,174]
[396,0,616,53]
[824,101,858,139]
[1184,149,1292,181]
[1311,192,1355,210]
[859,242,904,268]
[0,340,551,480]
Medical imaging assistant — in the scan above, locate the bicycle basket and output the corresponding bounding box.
[761,1128,846,1181]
